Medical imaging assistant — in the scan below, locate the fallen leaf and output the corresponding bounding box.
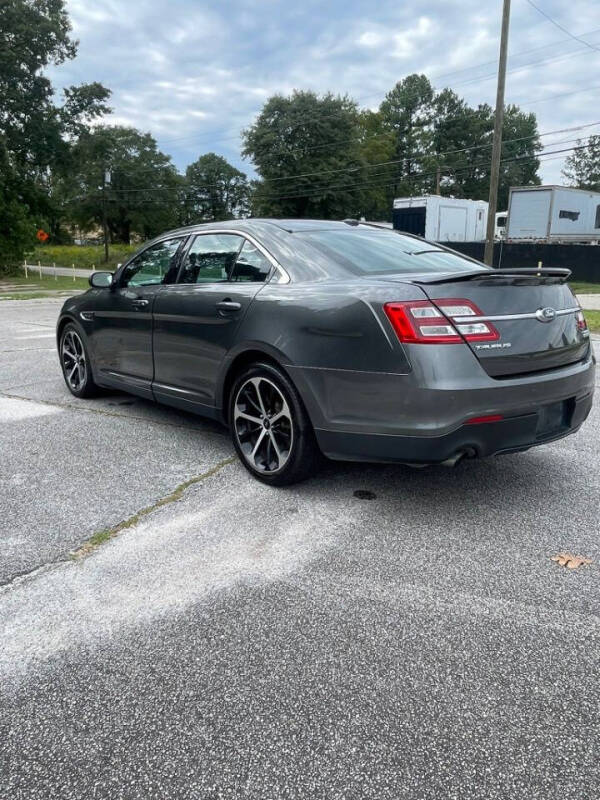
[551,553,592,569]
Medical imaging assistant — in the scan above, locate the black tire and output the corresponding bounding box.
[59,323,101,398]
[229,362,320,486]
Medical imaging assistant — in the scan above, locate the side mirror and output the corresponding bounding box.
[89,271,113,289]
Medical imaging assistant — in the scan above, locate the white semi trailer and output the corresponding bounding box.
[506,185,600,243]
[392,195,488,242]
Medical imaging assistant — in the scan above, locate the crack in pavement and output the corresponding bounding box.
[71,456,236,558]
[0,456,237,593]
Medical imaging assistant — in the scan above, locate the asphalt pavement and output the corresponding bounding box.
[1,297,599,799]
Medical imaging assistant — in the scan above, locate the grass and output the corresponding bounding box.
[10,272,89,289]
[569,282,600,294]
[29,243,137,270]
[583,309,600,333]
[0,272,89,299]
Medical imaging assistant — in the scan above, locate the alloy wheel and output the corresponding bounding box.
[61,329,87,393]
[233,377,293,473]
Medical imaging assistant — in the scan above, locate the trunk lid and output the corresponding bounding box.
[411,269,589,377]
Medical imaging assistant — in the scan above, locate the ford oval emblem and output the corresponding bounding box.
[535,307,556,323]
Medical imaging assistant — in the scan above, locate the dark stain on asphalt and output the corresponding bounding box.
[353,490,377,500]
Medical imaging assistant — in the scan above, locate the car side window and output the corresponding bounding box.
[231,240,272,282]
[179,234,243,284]
[121,238,184,287]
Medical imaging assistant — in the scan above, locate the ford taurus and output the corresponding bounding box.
[56,219,595,485]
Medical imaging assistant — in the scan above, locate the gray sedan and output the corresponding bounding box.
[56,219,595,484]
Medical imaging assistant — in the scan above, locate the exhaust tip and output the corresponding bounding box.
[440,448,476,467]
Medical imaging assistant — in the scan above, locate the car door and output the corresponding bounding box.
[152,233,273,413]
[91,236,186,397]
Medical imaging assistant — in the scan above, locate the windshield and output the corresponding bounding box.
[298,228,490,276]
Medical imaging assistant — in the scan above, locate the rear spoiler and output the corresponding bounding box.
[412,267,572,285]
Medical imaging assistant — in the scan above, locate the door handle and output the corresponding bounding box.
[132,298,149,307]
[216,300,242,313]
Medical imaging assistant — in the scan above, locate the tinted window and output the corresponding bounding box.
[121,238,183,287]
[231,240,272,282]
[595,205,600,229]
[180,234,243,283]
[559,210,580,221]
[298,229,488,275]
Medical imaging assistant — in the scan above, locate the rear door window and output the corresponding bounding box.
[230,240,272,282]
[179,234,244,283]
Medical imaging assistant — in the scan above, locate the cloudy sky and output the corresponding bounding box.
[50,0,600,193]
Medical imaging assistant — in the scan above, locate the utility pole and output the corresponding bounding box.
[102,169,111,263]
[484,0,511,267]
[436,165,441,195]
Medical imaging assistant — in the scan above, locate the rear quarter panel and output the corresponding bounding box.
[220,280,426,428]
[232,281,420,373]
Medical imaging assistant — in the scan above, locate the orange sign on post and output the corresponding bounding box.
[36,229,49,242]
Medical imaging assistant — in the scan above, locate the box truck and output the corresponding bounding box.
[392,195,488,242]
[506,185,600,243]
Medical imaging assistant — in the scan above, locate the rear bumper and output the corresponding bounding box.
[314,391,593,463]
[286,347,595,464]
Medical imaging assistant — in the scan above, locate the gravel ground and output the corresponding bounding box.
[1,298,599,799]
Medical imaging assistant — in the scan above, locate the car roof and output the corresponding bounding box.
[156,218,373,238]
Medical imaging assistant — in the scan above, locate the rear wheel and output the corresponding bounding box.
[229,362,320,486]
[60,323,100,398]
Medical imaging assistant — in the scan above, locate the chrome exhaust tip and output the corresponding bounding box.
[440,450,469,467]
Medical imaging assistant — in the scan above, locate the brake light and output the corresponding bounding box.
[384,299,499,344]
[576,310,588,333]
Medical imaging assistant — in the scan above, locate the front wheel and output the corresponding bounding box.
[229,363,320,486]
[59,323,100,398]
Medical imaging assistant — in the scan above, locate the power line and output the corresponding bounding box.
[90,124,600,194]
[516,80,600,106]
[255,144,589,203]
[525,0,600,53]
[81,142,587,207]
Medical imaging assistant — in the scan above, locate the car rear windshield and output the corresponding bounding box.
[298,228,490,275]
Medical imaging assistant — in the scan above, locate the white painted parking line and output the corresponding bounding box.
[13,326,54,332]
[14,334,56,340]
[0,397,61,422]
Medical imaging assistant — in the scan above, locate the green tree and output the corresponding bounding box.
[357,109,395,220]
[371,76,541,212]
[563,136,600,191]
[0,142,32,271]
[360,74,436,217]
[184,153,250,222]
[0,0,110,270]
[242,90,366,218]
[66,126,182,244]
[379,74,434,177]
[434,103,540,208]
[493,105,541,209]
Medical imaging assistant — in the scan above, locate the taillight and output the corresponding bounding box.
[576,310,588,333]
[384,299,499,344]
